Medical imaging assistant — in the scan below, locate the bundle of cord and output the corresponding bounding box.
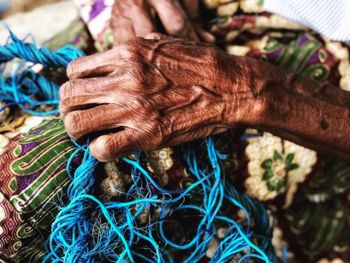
[44,139,278,262]
[0,32,278,262]
[0,31,83,67]
[0,31,84,116]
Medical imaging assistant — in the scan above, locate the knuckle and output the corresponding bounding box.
[64,112,81,139]
[59,81,71,101]
[121,42,140,59]
[58,103,66,117]
[60,79,82,102]
[191,85,204,96]
[67,59,79,79]
[70,79,82,92]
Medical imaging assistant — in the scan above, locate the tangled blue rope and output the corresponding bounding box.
[0,31,84,115]
[1,31,278,262]
[0,31,83,67]
[0,66,61,115]
[45,139,277,263]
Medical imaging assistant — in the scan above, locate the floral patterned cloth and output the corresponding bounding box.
[74,0,114,50]
[0,120,79,262]
[1,0,350,262]
[206,2,350,262]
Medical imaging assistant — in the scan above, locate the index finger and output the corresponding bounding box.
[149,0,199,41]
[181,0,199,19]
[67,44,133,80]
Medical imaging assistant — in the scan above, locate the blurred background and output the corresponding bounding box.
[0,0,80,46]
[0,0,61,18]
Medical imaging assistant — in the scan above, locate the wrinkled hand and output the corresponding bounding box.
[60,35,251,162]
[111,0,215,45]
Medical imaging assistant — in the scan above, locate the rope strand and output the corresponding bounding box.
[0,31,84,115]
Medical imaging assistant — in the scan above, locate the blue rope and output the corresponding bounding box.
[0,31,83,67]
[0,31,84,115]
[46,137,277,262]
[0,66,60,115]
[1,31,278,263]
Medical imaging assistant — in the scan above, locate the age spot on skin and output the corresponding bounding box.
[320,119,329,130]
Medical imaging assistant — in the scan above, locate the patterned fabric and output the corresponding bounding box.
[244,131,317,204]
[263,0,350,44]
[74,0,114,50]
[0,120,80,262]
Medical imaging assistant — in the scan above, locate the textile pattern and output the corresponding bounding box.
[0,120,80,262]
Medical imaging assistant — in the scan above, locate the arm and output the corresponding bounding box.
[229,56,350,159]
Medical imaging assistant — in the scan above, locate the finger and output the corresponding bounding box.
[149,0,199,41]
[59,76,126,116]
[67,49,115,80]
[67,45,135,80]
[181,0,199,19]
[126,0,156,37]
[181,0,216,43]
[111,0,136,45]
[111,15,137,46]
[111,0,156,45]
[195,25,216,43]
[90,129,138,162]
[61,61,172,116]
[64,104,125,140]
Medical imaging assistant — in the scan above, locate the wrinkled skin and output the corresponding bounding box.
[60,34,350,162]
[111,0,215,45]
[60,35,253,161]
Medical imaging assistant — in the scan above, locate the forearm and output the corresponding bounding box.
[233,56,350,159]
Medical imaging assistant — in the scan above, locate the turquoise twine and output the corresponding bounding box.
[1,32,278,262]
[45,138,277,263]
[0,65,60,115]
[0,31,83,67]
[0,31,84,115]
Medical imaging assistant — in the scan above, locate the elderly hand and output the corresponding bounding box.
[111,0,215,45]
[60,35,256,161]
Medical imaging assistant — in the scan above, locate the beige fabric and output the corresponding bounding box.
[0,1,79,45]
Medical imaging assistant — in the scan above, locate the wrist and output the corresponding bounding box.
[219,55,275,127]
[218,53,350,158]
